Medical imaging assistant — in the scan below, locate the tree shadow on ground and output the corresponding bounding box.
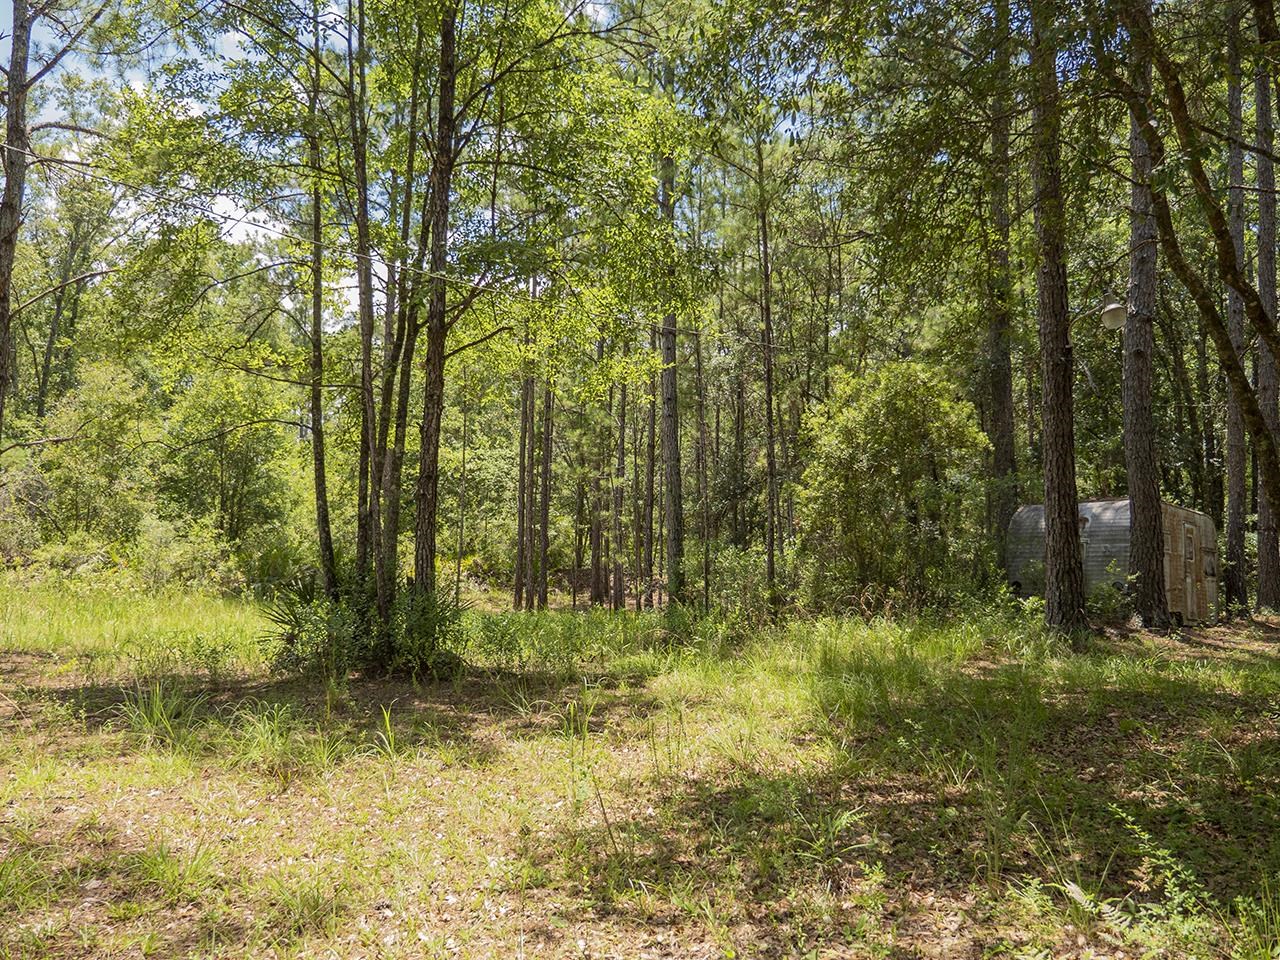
[540,641,1280,954]
[3,652,663,779]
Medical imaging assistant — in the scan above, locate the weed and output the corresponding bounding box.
[126,841,216,904]
[265,872,346,942]
[118,680,207,750]
[1231,874,1280,960]
[0,849,49,911]
[371,702,400,760]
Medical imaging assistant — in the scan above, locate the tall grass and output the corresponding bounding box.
[0,574,263,677]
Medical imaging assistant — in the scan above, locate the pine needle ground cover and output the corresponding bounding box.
[3,580,1280,958]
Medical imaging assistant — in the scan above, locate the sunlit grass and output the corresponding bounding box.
[2,574,1279,957]
[0,574,264,676]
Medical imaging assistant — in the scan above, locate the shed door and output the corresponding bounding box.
[1183,523,1197,621]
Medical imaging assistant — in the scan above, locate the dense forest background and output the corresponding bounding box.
[0,0,1275,655]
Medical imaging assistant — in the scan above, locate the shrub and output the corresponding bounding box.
[389,588,470,680]
[796,363,992,611]
[262,577,356,680]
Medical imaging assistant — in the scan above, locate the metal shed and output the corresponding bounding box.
[1007,498,1218,624]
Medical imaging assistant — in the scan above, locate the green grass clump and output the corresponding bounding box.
[126,841,217,905]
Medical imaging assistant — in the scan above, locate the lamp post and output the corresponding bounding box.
[1100,295,1126,331]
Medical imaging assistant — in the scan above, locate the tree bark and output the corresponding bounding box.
[537,381,553,609]
[694,328,712,611]
[1123,31,1169,628]
[524,371,537,610]
[659,111,684,605]
[756,136,780,608]
[612,380,627,609]
[0,0,32,446]
[1257,62,1280,609]
[455,365,469,605]
[374,24,426,618]
[1117,44,1280,541]
[412,4,458,596]
[643,331,657,607]
[1224,19,1250,613]
[988,0,1019,569]
[1030,0,1087,634]
[309,30,337,600]
[346,0,380,603]
[514,371,529,608]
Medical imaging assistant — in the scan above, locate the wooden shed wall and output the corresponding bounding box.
[1161,504,1219,624]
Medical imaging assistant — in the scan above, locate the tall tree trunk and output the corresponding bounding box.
[375,24,426,618]
[573,472,585,610]
[0,0,32,446]
[589,343,606,606]
[1131,1,1280,531]
[1123,30,1169,627]
[308,36,337,600]
[1031,0,1087,634]
[35,239,79,420]
[633,408,644,612]
[1257,62,1280,609]
[732,369,744,548]
[643,332,657,607]
[1225,18,1250,612]
[1156,293,1207,511]
[537,382,552,609]
[988,0,1019,568]
[694,329,712,611]
[659,115,684,605]
[1119,14,1280,553]
[347,0,380,603]
[514,372,529,609]
[756,137,780,608]
[612,380,627,609]
[412,4,458,596]
[455,365,469,605]
[524,373,538,610]
[1195,316,1224,526]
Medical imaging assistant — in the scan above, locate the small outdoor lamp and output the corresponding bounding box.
[1100,294,1127,331]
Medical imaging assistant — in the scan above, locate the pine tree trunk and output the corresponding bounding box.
[988,0,1019,568]
[0,0,32,451]
[1257,63,1280,609]
[643,333,657,607]
[455,366,469,605]
[347,0,380,601]
[1031,0,1087,635]
[694,329,712,611]
[1124,35,1169,628]
[514,374,529,609]
[524,374,537,610]
[538,382,553,609]
[1156,291,1206,508]
[612,381,627,610]
[412,5,458,597]
[573,474,585,610]
[374,30,425,618]
[757,137,779,608]
[309,67,337,600]
[659,141,684,605]
[1225,20,1250,613]
[1120,10,1280,559]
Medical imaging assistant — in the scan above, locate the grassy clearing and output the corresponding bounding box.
[0,575,263,680]
[2,580,1280,957]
